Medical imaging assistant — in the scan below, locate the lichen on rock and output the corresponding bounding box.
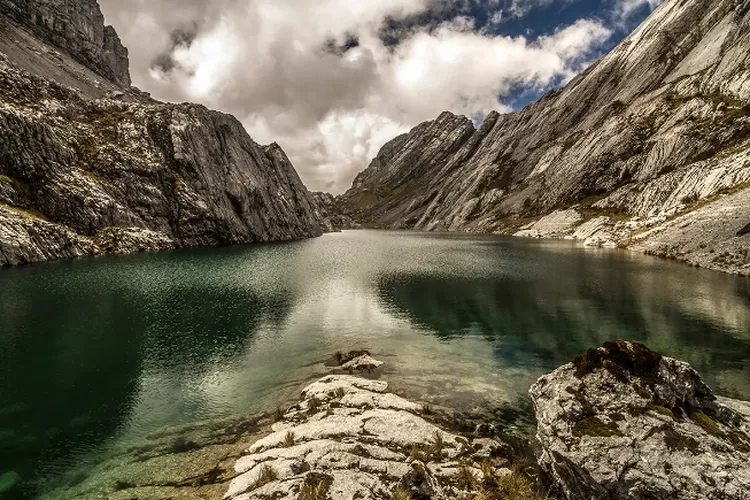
[531,340,750,500]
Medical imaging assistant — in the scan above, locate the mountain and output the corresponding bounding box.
[340,0,750,275]
[0,0,323,266]
[310,192,363,233]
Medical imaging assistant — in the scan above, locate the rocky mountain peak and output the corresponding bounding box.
[0,0,131,87]
[337,0,750,273]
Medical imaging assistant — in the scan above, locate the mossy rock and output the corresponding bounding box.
[573,417,624,438]
[573,340,662,384]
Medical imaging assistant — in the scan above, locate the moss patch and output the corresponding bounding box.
[0,203,47,221]
[572,417,624,438]
[690,412,722,437]
[663,427,701,455]
[572,340,662,384]
[650,405,676,420]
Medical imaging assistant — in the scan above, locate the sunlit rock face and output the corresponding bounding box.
[530,341,750,500]
[0,0,324,266]
[341,0,750,274]
[225,373,512,500]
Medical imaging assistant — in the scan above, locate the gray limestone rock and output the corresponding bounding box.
[0,0,323,266]
[340,0,750,274]
[0,0,131,87]
[310,191,363,233]
[530,341,750,500]
[225,374,511,500]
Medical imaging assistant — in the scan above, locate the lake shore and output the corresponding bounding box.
[27,345,750,500]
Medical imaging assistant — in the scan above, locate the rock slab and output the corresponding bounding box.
[530,340,750,500]
[225,374,510,500]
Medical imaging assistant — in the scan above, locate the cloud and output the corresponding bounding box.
[614,0,662,24]
[99,0,613,194]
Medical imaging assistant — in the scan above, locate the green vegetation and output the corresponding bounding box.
[663,427,701,454]
[408,444,428,463]
[649,405,676,419]
[456,463,477,489]
[691,411,722,437]
[307,396,321,415]
[391,486,411,500]
[283,431,295,448]
[472,463,555,500]
[0,203,47,221]
[298,472,333,500]
[273,407,284,423]
[572,416,624,438]
[572,340,662,384]
[251,464,278,489]
[431,431,445,459]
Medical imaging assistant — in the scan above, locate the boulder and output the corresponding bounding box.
[530,341,750,500]
[225,373,511,500]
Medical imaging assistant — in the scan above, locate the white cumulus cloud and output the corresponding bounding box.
[99,0,613,193]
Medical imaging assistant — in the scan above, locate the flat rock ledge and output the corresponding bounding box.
[224,375,511,500]
[530,341,750,500]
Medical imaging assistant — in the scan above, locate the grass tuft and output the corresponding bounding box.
[283,431,295,448]
[298,472,333,500]
[251,464,278,490]
[457,463,477,490]
[391,485,412,500]
[307,396,321,415]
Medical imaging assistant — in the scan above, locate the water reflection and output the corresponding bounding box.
[376,238,750,397]
[1,231,750,499]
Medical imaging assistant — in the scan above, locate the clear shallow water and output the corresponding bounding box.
[1,230,750,498]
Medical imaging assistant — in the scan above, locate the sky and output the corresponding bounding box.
[98,0,662,194]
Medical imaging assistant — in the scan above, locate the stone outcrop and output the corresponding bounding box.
[0,0,130,87]
[340,0,750,274]
[530,341,750,500]
[311,192,363,233]
[225,373,515,500]
[0,1,324,266]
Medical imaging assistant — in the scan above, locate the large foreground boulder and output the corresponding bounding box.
[530,341,750,500]
[225,374,514,500]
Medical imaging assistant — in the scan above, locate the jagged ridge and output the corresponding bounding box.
[0,0,324,266]
[341,0,750,274]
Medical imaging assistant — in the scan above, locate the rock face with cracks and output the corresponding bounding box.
[340,0,750,275]
[0,0,325,266]
[225,374,511,500]
[530,341,750,500]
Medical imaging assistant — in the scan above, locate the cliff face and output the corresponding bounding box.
[310,192,363,233]
[342,0,750,274]
[0,0,324,266]
[0,0,130,87]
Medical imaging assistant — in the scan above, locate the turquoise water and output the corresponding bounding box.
[1,231,750,498]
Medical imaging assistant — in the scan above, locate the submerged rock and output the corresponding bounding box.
[530,341,750,500]
[225,374,512,500]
